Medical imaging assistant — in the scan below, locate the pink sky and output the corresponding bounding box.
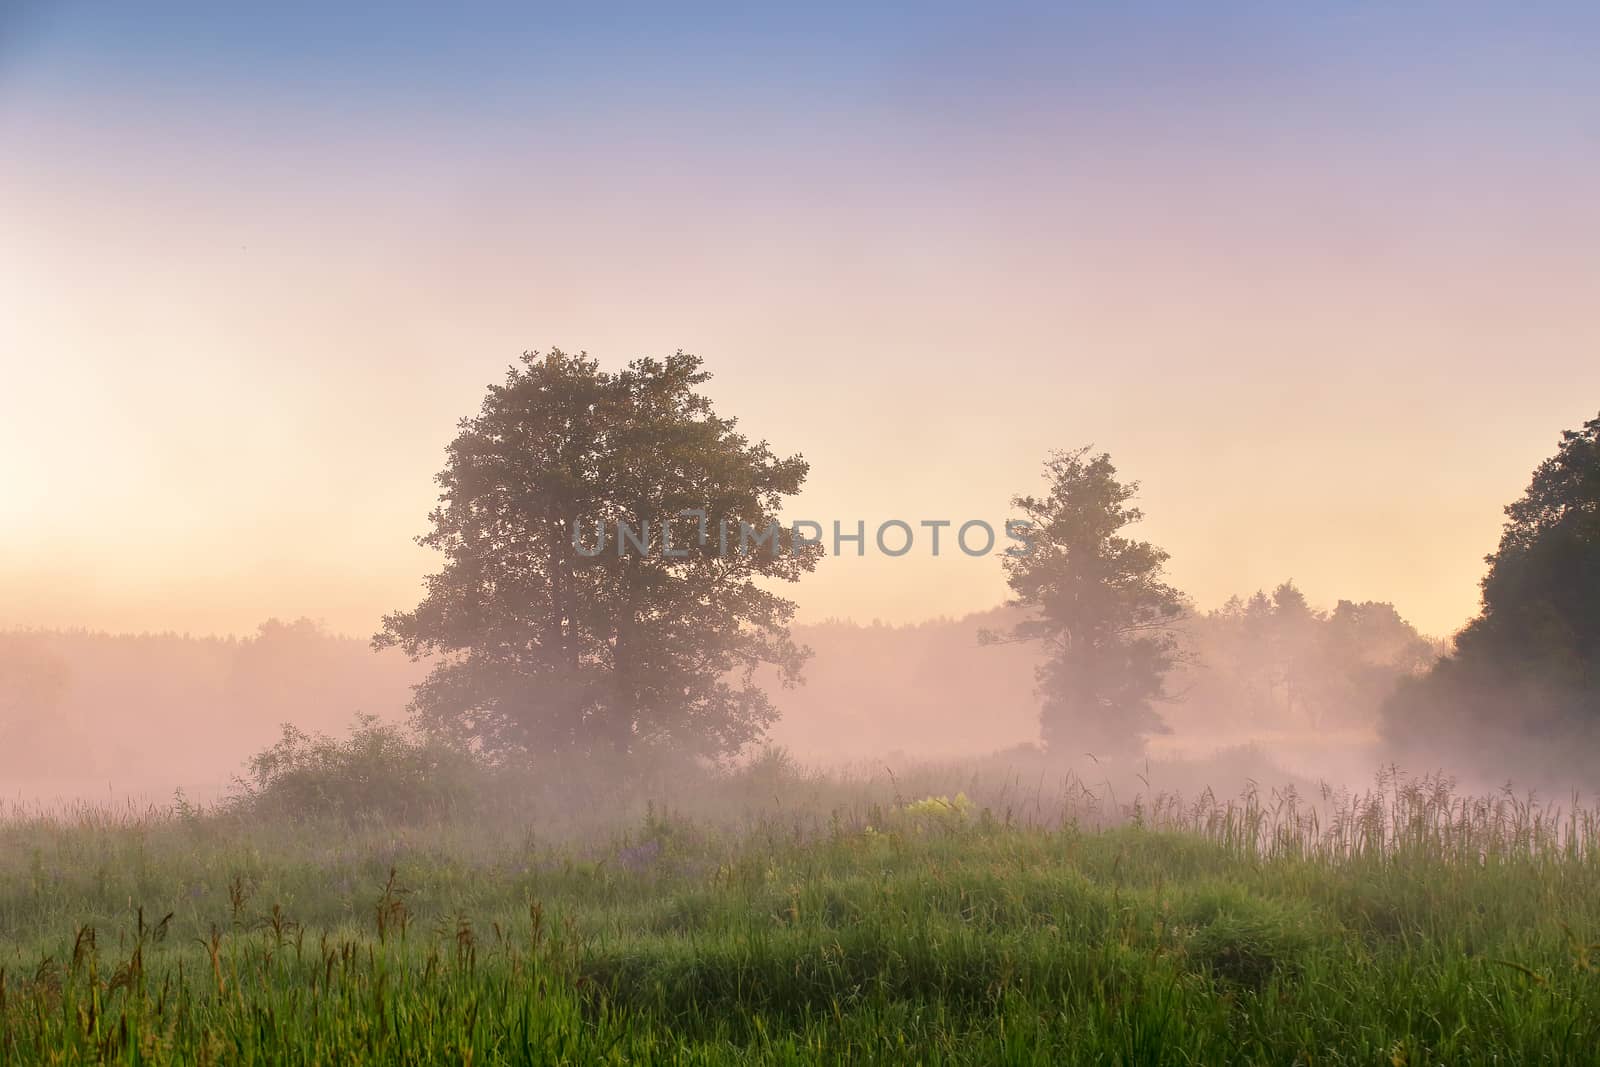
[3,6,1598,640]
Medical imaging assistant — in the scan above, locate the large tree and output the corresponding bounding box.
[375,350,819,761]
[1383,411,1600,776]
[983,448,1186,758]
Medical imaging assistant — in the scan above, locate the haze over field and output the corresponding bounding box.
[2,5,1598,810]
[2,595,1441,805]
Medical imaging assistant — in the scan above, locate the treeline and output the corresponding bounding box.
[0,620,423,798]
[1,584,1437,795]
[1173,584,1440,735]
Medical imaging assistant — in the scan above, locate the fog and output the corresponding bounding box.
[3,5,1597,822]
[0,585,1506,811]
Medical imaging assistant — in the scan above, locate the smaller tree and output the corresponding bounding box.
[983,448,1186,758]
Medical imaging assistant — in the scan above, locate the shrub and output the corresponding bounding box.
[231,715,487,823]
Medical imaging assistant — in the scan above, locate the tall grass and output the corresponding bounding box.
[2,763,1599,1063]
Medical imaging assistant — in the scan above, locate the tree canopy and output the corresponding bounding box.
[983,448,1186,758]
[1383,412,1600,777]
[1456,412,1600,682]
[375,350,819,762]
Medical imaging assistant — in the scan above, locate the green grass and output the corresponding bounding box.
[3,777,1600,1064]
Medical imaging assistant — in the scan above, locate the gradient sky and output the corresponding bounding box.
[3,2,1599,639]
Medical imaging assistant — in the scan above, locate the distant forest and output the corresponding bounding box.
[1,585,1440,799]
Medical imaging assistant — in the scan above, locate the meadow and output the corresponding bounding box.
[2,758,1599,1065]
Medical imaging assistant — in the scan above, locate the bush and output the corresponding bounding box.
[231,715,487,823]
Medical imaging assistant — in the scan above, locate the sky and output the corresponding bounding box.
[3,2,1599,640]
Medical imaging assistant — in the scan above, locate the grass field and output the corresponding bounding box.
[3,770,1599,1065]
